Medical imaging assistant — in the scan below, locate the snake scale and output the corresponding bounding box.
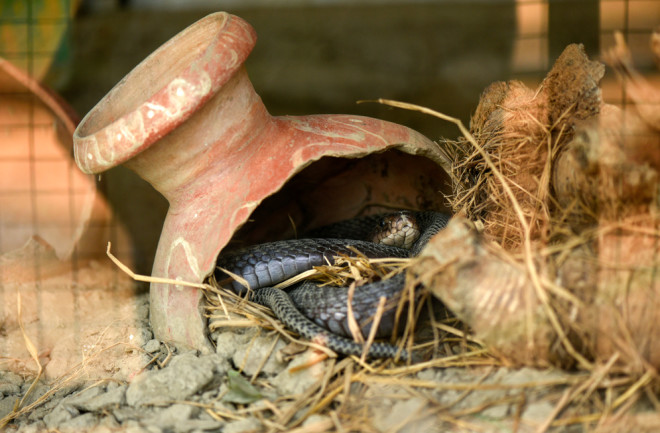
[215,211,450,360]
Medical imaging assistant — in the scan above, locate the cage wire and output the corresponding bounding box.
[0,0,78,363]
[0,0,658,429]
[0,0,134,379]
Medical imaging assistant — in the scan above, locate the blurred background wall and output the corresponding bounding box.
[1,0,658,273]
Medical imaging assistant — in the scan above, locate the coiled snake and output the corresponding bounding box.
[215,211,450,360]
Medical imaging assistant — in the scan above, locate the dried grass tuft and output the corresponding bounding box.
[107,216,660,432]
[98,41,660,432]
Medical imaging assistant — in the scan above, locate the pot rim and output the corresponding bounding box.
[73,12,256,174]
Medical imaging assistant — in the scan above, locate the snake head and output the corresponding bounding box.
[371,211,420,250]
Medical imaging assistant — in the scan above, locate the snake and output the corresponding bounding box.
[215,211,450,360]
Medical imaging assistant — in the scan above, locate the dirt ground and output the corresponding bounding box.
[2,4,659,433]
[2,249,654,433]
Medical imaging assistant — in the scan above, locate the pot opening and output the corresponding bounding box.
[206,149,453,354]
[225,149,451,249]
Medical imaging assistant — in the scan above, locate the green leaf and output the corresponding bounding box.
[222,370,262,404]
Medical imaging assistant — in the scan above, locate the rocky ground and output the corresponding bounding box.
[0,286,617,433]
[1,254,657,433]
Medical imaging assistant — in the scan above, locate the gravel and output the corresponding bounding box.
[125,353,221,407]
[1,299,632,433]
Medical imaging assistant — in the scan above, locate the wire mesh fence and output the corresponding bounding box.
[0,0,658,429]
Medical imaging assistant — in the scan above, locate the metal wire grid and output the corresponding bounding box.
[514,0,658,74]
[0,2,132,260]
[0,0,656,366]
[0,0,77,353]
[1,0,655,269]
[0,1,129,359]
[0,2,78,250]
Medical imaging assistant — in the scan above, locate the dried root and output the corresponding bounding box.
[410,41,660,374]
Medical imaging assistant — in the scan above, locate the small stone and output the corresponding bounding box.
[112,406,149,423]
[15,421,46,433]
[26,403,51,423]
[416,368,437,382]
[374,397,427,432]
[144,339,161,353]
[0,382,21,396]
[43,403,78,429]
[134,296,151,321]
[128,327,154,349]
[78,385,127,411]
[223,417,262,433]
[232,335,287,376]
[144,425,164,433]
[58,412,99,432]
[126,353,216,406]
[122,419,145,430]
[0,397,17,419]
[144,403,196,430]
[19,382,51,407]
[199,389,218,402]
[173,419,224,433]
[302,415,333,429]
[522,399,555,423]
[98,414,121,429]
[64,386,104,410]
[123,426,151,433]
[202,353,230,377]
[481,403,511,419]
[215,328,257,360]
[271,351,329,396]
[0,371,24,388]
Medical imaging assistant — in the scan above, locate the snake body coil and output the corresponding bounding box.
[215,211,450,360]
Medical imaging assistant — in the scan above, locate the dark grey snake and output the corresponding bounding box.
[215,211,450,360]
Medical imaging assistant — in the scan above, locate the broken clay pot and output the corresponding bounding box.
[0,57,132,264]
[73,12,448,351]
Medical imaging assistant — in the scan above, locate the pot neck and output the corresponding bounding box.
[124,67,270,204]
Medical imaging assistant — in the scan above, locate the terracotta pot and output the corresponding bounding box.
[0,57,111,261]
[73,12,448,351]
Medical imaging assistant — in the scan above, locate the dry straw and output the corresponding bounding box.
[9,37,659,430]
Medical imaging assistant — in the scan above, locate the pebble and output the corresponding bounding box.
[57,412,99,431]
[0,371,24,389]
[125,353,217,406]
[123,424,153,433]
[481,402,511,419]
[416,368,437,382]
[112,406,151,423]
[374,397,427,432]
[19,382,51,407]
[142,403,209,433]
[0,382,21,396]
[232,335,288,376]
[0,396,17,419]
[0,317,586,433]
[63,386,104,410]
[302,414,333,429]
[144,339,161,353]
[144,403,196,427]
[172,419,224,433]
[271,350,328,396]
[144,425,164,433]
[43,402,78,429]
[15,421,46,433]
[214,328,259,361]
[223,417,262,433]
[78,385,127,411]
[522,399,555,423]
[98,414,121,429]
